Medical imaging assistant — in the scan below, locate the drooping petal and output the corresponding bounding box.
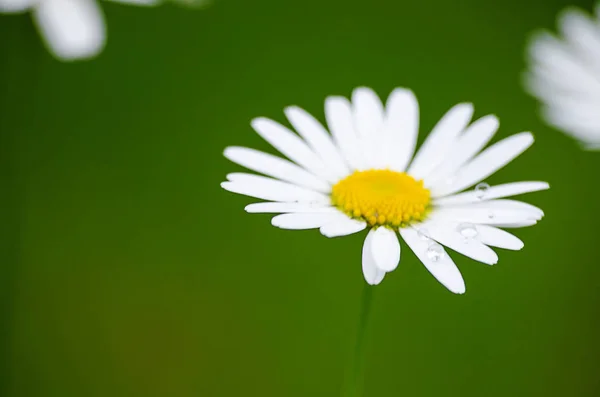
[250,117,335,182]
[475,225,524,250]
[223,146,330,193]
[370,227,401,271]
[271,213,342,230]
[384,88,419,172]
[400,228,465,294]
[33,0,105,61]
[324,96,365,170]
[431,132,534,198]
[320,217,367,238]
[221,174,329,203]
[426,115,499,189]
[408,103,474,180]
[433,181,550,206]
[284,106,350,179]
[425,221,499,265]
[362,230,386,285]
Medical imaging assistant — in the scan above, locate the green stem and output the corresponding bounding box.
[343,284,374,397]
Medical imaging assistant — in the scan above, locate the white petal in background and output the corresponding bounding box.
[33,0,105,61]
[0,0,35,12]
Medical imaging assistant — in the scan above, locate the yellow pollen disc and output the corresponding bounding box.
[331,169,431,227]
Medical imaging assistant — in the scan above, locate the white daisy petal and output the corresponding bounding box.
[525,11,600,148]
[424,221,498,265]
[221,174,329,203]
[495,220,537,228]
[384,88,419,172]
[250,117,334,182]
[432,132,534,198]
[272,213,342,230]
[430,206,538,226]
[222,87,547,292]
[558,9,600,72]
[437,199,543,220]
[352,87,384,167]
[370,227,401,271]
[245,202,335,214]
[352,87,385,141]
[223,146,331,193]
[400,228,465,294]
[33,0,105,61]
[529,33,600,93]
[475,225,524,250]
[408,103,474,180]
[284,106,350,179]
[320,217,367,238]
[426,115,499,189]
[433,181,550,206]
[362,230,386,285]
[0,0,35,12]
[324,96,364,170]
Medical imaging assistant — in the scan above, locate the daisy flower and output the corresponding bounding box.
[524,2,600,149]
[221,87,548,294]
[0,0,159,61]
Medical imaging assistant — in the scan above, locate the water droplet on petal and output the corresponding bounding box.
[426,242,445,262]
[475,182,490,199]
[457,222,478,241]
[488,211,495,219]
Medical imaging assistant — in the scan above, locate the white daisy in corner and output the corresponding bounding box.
[221,87,548,294]
[524,2,600,149]
[0,0,160,61]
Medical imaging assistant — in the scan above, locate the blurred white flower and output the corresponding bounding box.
[524,3,600,149]
[0,0,159,61]
[221,87,548,294]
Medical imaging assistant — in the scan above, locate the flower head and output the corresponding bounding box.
[0,0,159,61]
[524,2,600,149]
[221,87,548,294]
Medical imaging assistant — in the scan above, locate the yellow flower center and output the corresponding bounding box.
[331,169,431,227]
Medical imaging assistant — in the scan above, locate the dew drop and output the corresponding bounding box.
[426,242,445,262]
[488,211,495,219]
[457,222,478,240]
[475,182,490,199]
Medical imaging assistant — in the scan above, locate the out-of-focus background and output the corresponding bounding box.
[1,0,599,396]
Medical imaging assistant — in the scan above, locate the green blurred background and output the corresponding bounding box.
[1,0,599,395]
